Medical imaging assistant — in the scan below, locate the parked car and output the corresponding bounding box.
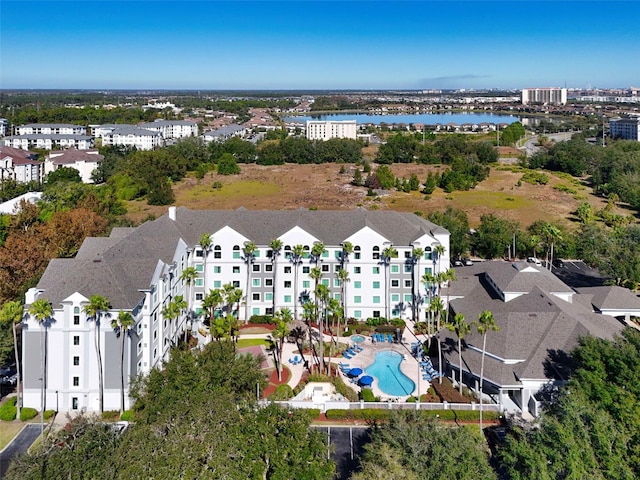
[527,257,542,266]
[553,258,565,268]
[462,257,473,266]
[452,258,463,267]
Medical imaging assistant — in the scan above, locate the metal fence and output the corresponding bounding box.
[269,400,503,413]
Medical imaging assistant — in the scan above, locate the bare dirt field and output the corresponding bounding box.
[125,163,618,229]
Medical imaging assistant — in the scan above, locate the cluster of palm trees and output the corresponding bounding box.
[0,294,134,437]
[201,283,243,340]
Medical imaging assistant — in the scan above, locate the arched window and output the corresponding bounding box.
[284,245,291,259]
[233,245,240,259]
[354,245,361,260]
[214,245,222,259]
[372,246,380,260]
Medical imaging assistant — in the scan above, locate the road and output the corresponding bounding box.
[312,425,370,480]
[0,424,42,477]
[520,131,577,157]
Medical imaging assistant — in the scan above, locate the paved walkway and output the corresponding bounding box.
[0,424,42,477]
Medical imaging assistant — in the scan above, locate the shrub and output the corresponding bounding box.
[249,314,274,325]
[120,410,134,422]
[0,397,17,421]
[212,181,223,189]
[431,378,472,403]
[101,410,120,420]
[520,171,549,185]
[44,409,56,420]
[360,388,376,402]
[217,153,241,175]
[269,384,294,401]
[20,407,38,421]
[298,408,321,419]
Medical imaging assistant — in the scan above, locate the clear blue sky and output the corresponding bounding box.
[1,1,638,90]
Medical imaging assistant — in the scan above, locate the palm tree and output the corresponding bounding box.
[542,223,562,270]
[161,300,181,346]
[269,239,283,317]
[434,243,446,272]
[422,271,437,322]
[475,310,500,432]
[28,298,52,436]
[337,268,350,337]
[311,241,326,265]
[0,301,24,418]
[314,283,330,374]
[340,241,354,269]
[199,233,213,291]
[273,308,293,380]
[381,244,398,321]
[203,288,223,325]
[180,266,198,325]
[212,314,236,342]
[222,282,236,316]
[410,247,424,323]
[442,268,457,325]
[173,295,188,342]
[111,310,134,414]
[290,244,306,320]
[83,294,110,414]
[309,266,323,324]
[446,312,470,394]
[242,241,257,323]
[327,298,343,375]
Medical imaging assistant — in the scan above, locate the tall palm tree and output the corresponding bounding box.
[199,233,213,291]
[161,300,181,346]
[173,295,188,342]
[269,239,283,317]
[443,268,457,324]
[28,298,52,436]
[273,308,293,380]
[309,266,323,324]
[180,266,198,326]
[422,271,437,322]
[340,241,354,269]
[83,294,110,414]
[314,283,330,374]
[446,312,470,394]
[337,268,350,337]
[222,282,236,316]
[111,310,134,414]
[381,244,398,321]
[290,244,306,320]
[311,241,325,264]
[475,310,500,432]
[0,301,24,418]
[410,247,424,323]
[242,241,257,323]
[542,223,562,270]
[327,298,343,375]
[203,288,223,325]
[434,243,446,273]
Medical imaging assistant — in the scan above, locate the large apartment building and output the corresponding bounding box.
[610,116,640,141]
[139,120,199,139]
[22,207,449,413]
[306,120,357,141]
[521,87,567,106]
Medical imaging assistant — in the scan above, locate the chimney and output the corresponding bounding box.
[168,206,176,221]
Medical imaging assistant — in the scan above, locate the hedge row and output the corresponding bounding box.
[20,407,37,421]
[324,408,500,422]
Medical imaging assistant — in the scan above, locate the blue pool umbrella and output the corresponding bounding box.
[348,367,363,377]
[359,375,374,386]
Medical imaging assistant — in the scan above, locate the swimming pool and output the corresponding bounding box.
[351,335,365,344]
[365,350,415,397]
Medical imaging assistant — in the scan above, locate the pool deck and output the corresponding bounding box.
[239,326,433,402]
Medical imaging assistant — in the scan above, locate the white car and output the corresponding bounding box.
[527,257,542,266]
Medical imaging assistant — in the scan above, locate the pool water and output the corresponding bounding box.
[351,335,365,344]
[365,350,415,396]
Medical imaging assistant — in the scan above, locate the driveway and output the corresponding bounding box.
[0,424,42,477]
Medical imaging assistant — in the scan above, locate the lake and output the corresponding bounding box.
[283,112,521,126]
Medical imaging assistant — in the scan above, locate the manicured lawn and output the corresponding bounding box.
[237,338,271,348]
[0,421,27,450]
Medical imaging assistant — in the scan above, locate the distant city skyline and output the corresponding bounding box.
[1,1,638,91]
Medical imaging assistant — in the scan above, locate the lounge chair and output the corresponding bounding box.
[387,334,394,342]
[343,351,353,359]
[339,362,350,368]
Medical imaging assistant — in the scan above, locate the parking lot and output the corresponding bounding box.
[550,260,608,288]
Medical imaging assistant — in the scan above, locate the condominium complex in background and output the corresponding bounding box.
[521,87,568,106]
[22,207,449,413]
[610,116,640,141]
[306,120,357,141]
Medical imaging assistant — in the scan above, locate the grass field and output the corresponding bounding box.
[124,161,627,229]
[237,338,271,348]
[0,421,26,450]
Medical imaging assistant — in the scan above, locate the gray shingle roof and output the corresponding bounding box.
[575,286,640,311]
[444,266,625,389]
[36,208,447,309]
